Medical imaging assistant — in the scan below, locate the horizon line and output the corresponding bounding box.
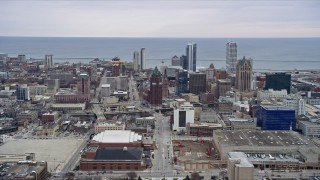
[1,35,320,39]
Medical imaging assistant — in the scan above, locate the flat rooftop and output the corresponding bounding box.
[228,152,253,167]
[0,139,83,172]
[261,105,294,111]
[215,130,309,147]
[55,88,77,95]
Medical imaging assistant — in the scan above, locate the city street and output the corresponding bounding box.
[152,112,174,178]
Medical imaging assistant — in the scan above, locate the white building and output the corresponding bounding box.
[226,42,237,74]
[92,130,142,144]
[173,103,194,132]
[159,61,167,75]
[298,121,320,137]
[283,95,305,116]
[257,89,287,100]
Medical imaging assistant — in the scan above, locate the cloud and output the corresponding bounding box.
[0,0,319,37]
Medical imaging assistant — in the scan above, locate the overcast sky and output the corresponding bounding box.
[0,0,319,37]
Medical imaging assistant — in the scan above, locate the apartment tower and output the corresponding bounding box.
[226,42,237,74]
[140,48,146,70]
[186,43,197,71]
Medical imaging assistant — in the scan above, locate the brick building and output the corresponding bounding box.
[147,67,162,105]
[80,146,145,171]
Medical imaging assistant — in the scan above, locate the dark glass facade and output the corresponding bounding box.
[265,73,291,93]
[179,111,186,127]
[176,71,189,95]
[256,105,295,130]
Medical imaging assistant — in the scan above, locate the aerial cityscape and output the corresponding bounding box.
[0,1,320,180]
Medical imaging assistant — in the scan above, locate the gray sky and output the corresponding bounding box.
[0,0,319,37]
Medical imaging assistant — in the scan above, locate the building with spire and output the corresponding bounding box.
[236,57,252,92]
[147,67,162,105]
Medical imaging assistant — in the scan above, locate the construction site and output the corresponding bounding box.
[172,139,227,171]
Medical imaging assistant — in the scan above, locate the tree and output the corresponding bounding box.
[191,172,200,180]
[127,172,137,180]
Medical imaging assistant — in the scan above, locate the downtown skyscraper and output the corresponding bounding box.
[186,42,197,72]
[133,51,139,71]
[226,42,237,74]
[140,48,146,70]
[236,56,253,92]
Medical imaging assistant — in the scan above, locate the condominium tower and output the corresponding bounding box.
[45,54,53,68]
[133,51,139,71]
[140,48,146,70]
[226,42,237,74]
[186,43,197,71]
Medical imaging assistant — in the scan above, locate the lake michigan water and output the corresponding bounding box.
[0,36,320,71]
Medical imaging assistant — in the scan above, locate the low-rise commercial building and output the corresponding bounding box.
[50,103,86,111]
[135,117,155,126]
[228,152,254,180]
[94,122,125,134]
[0,161,48,180]
[41,111,59,123]
[298,120,320,137]
[187,122,222,137]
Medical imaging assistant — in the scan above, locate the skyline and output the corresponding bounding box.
[0,0,319,37]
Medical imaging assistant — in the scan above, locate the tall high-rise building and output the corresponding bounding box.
[180,55,188,70]
[186,43,197,71]
[162,74,169,98]
[77,73,91,102]
[45,54,53,68]
[171,55,180,66]
[147,67,162,105]
[236,57,252,92]
[206,64,216,82]
[16,84,30,102]
[217,79,231,98]
[226,42,237,74]
[176,70,189,95]
[133,51,139,71]
[140,48,146,70]
[17,54,26,62]
[111,57,123,77]
[189,72,206,95]
[264,73,291,94]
